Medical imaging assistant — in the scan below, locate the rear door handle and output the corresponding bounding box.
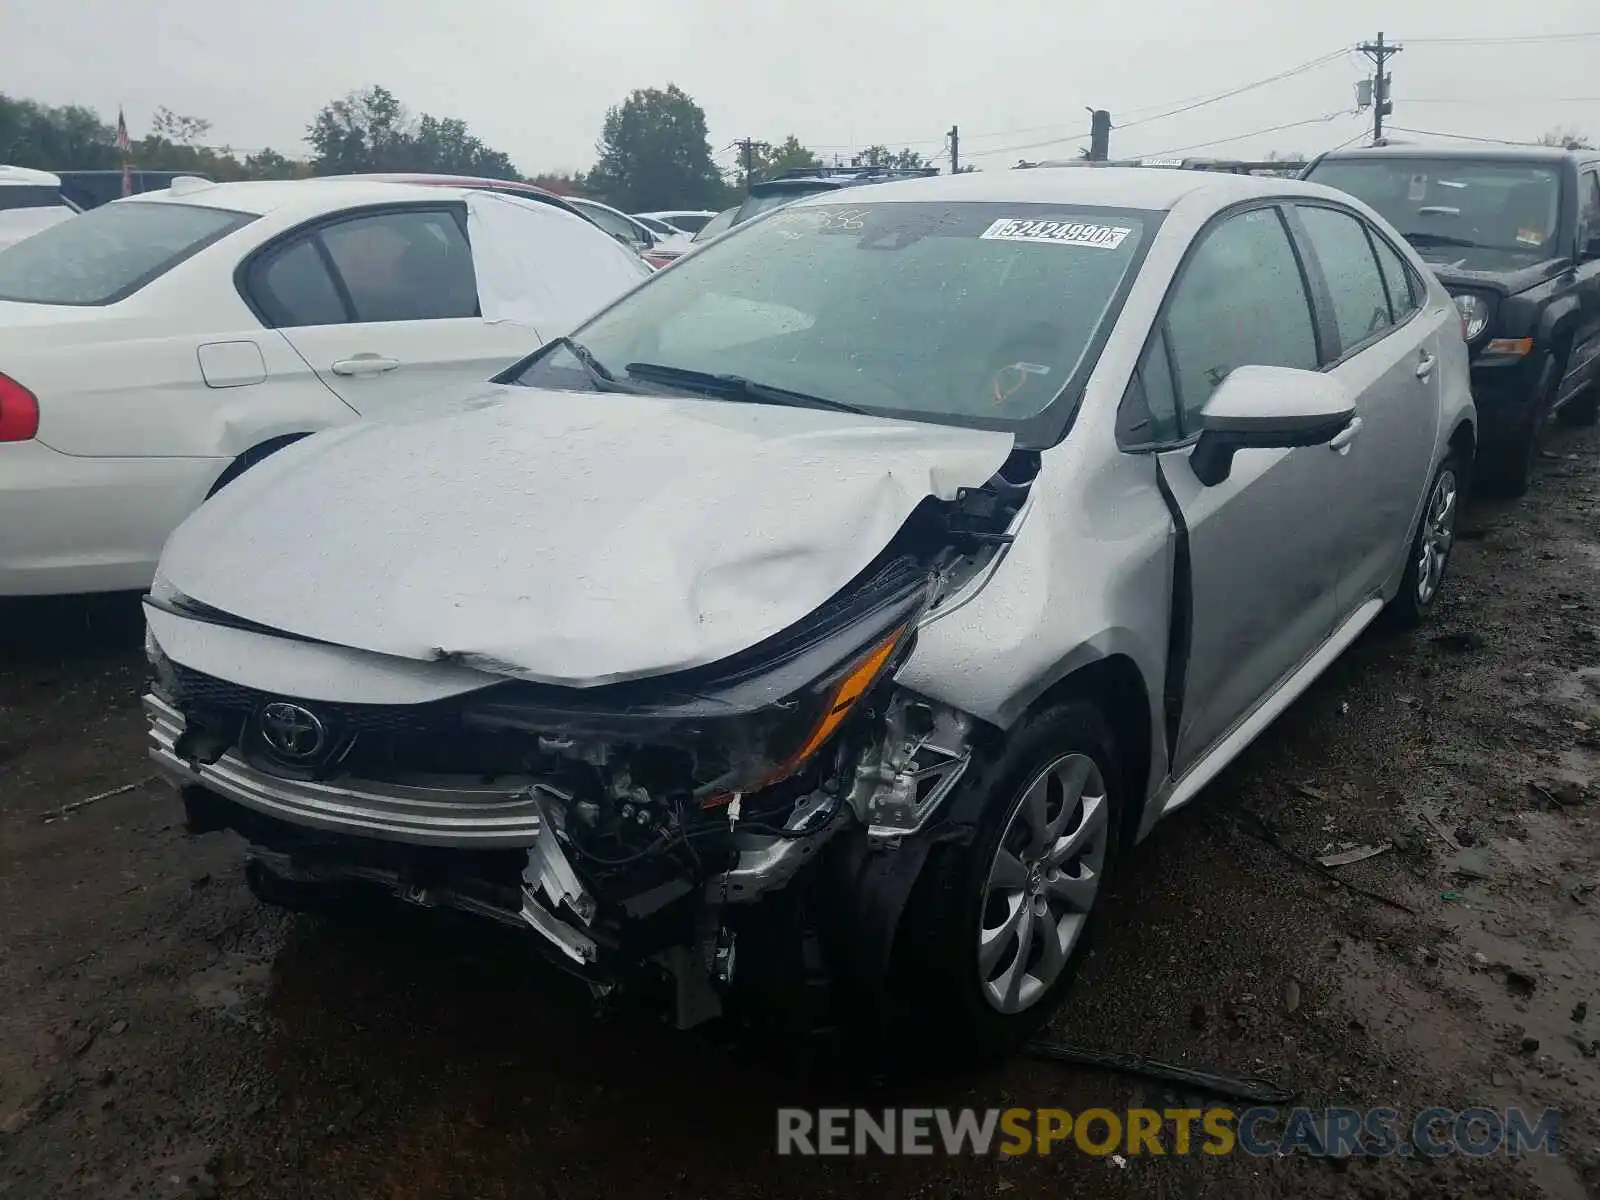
[1415,352,1436,380]
[331,354,400,377]
[1329,416,1364,454]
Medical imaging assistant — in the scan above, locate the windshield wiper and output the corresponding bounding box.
[547,336,642,392]
[1400,231,1482,249]
[623,361,873,415]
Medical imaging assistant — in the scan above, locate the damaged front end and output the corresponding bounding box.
[145,450,1035,1028]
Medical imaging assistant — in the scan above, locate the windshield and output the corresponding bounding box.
[691,208,736,243]
[0,200,253,305]
[513,200,1152,435]
[573,201,647,246]
[1305,158,1562,257]
[0,186,68,212]
[663,212,712,234]
[733,185,838,226]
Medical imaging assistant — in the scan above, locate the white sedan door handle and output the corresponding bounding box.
[1328,416,1364,454]
[331,354,401,377]
[1415,352,1436,381]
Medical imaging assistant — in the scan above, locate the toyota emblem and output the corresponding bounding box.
[259,701,327,760]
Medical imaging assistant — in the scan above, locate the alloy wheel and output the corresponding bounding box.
[977,753,1109,1014]
[1415,467,1458,607]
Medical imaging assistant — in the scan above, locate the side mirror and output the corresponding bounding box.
[1582,233,1600,262]
[1190,364,1356,487]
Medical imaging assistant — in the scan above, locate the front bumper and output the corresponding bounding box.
[145,693,549,847]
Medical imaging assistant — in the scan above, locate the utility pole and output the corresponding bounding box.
[1357,32,1401,145]
[948,125,960,174]
[1087,109,1111,161]
[736,138,760,190]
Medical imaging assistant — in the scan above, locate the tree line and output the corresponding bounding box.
[1,85,937,212]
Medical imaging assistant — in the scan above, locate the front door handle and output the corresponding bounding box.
[1328,416,1364,454]
[331,354,401,377]
[1415,351,1436,380]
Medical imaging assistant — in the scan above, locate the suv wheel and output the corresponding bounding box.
[1387,451,1462,627]
[894,699,1122,1062]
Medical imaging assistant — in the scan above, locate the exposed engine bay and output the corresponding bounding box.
[146,449,1038,1028]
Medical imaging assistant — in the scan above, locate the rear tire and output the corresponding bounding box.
[893,699,1123,1064]
[1387,451,1463,628]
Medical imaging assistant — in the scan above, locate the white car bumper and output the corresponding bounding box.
[0,440,226,596]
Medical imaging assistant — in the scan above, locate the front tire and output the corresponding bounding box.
[895,699,1123,1062]
[1387,451,1463,628]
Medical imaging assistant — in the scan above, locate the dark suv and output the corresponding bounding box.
[1302,143,1600,493]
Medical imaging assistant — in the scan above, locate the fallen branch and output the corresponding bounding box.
[41,776,155,822]
[1026,1042,1294,1105]
[1236,811,1417,915]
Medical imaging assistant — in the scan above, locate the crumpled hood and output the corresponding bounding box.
[158,385,1013,687]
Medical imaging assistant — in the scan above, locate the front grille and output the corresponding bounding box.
[168,664,541,780]
[171,664,461,733]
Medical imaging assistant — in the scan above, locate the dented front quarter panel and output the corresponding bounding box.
[895,382,1177,833]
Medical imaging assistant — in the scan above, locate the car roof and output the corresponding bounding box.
[0,165,62,187]
[1314,142,1576,165]
[638,209,716,218]
[783,167,1330,212]
[117,178,483,217]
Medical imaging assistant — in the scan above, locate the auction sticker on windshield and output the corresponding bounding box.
[979,218,1133,249]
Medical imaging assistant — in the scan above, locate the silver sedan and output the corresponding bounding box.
[143,167,1474,1060]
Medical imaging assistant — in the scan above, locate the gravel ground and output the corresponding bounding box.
[1,419,1597,1200]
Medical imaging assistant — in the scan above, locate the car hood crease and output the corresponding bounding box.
[157,385,1014,688]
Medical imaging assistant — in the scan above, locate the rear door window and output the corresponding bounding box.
[1369,233,1422,321]
[0,201,253,305]
[1296,205,1397,355]
[250,238,349,327]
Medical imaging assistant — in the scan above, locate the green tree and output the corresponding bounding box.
[304,86,517,177]
[0,94,117,169]
[584,85,725,211]
[150,107,212,147]
[1539,127,1593,150]
[526,171,585,195]
[850,145,928,170]
[242,148,310,180]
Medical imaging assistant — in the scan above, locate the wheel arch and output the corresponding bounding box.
[205,431,312,498]
[1017,653,1155,852]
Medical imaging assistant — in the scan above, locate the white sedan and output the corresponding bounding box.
[0,178,651,596]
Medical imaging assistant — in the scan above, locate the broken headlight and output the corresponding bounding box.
[461,555,936,797]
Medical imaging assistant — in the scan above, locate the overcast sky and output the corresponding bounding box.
[7,0,1599,175]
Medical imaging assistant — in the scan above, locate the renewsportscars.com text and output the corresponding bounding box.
[776,1106,1560,1158]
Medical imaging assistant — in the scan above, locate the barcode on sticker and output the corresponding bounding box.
[979,219,1132,249]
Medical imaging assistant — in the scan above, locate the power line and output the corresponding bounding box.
[963,131,1093,161]
[1140,111,1354,158]
[1115,49,1349,131]
[1400,30,1600,45]
[1382,126,1554,146]
[1401,96,1600,104]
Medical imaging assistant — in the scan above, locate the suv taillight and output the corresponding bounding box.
[0,372,40,441]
